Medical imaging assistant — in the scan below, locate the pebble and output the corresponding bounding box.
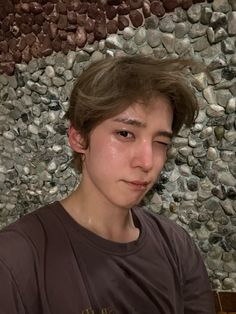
[207,147,218,160]
[159,16,175,33]
[146,29,161,48]
[161,33,175,53]
[207,105,225,117]
[134,28,146,45]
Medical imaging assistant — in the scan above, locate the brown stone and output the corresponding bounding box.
[34,13,45,25]
[56,2,67,14]
[182,0,193,9]
[41,37,53,57]
[117,3,130,15]
[61,40,70,54]
[48,11,59,23]
[43,2,54,15]
[20,13,30,24]
[22,46,31,63]
[58,15,68,29]
[150,1,165,17]
[67,32,75,45]
[130,0,143,10]
[0,30,4,41]
[77,14,87,26]
[67,11,77,24]
[118,15,129,30]
[84,18,95,33]
[78,3,88,14]
[14,3,22,14]
[94,21,107,40]
[4,0,14,14]
[142,0,151,17]
[107,0,122,4]
[21,2,30,13]
[2,52,13,62]
[107,20,118,34]
[87,3,98,19]
[105,5,117,20]
[52,37,61,52]
[67,24,77,31]
[13,49,22,63]
[29,2,43,14]
[42,21,50,34]
[97,0,106,10]
[87,32,95,45]
[8,38,18,51]
[49,23,58,39]
[1,19,10,32]
[11,24,21,37]
[30,41,42,58]
[0,41,8,53]
[67,0,80,11]
[130,9,143,27]
[20,23,31,34]
[58,30,67,40]
[75,27,87,47]
[19,37,27,51]
[38,33,46,43]
[25,33,36,46]
[32,24,42,35]
[0,62,15,76]
[162,0,178,11]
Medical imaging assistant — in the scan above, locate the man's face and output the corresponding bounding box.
[73,97,173,209]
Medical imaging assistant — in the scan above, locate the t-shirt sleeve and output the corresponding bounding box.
[181,233,216,314]
[0,258,26,314]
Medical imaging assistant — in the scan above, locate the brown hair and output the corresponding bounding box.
[66,55,199,172]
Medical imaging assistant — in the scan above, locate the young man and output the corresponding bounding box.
[0,56,215,313]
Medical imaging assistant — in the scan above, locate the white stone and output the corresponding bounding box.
[226,98,236,113]
[207,147,218,160]
[28,125,39,135]
[45,66,55,78]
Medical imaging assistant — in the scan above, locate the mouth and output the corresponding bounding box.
[124,180,150,191]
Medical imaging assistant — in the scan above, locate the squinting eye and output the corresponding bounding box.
[154,141,169,147]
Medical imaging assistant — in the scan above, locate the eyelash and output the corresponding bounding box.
[116,130,169,146]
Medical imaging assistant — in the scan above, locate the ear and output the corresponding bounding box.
[68,125,87,153]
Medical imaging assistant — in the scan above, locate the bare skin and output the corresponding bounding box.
[61,97,173,243]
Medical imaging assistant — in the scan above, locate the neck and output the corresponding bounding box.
[60,181,139,243]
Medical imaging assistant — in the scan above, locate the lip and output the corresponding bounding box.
[124,180,150,191]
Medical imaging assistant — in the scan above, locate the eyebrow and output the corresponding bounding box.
[112,117,173,138]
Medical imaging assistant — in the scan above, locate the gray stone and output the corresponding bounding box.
[64,70,73,81]
[90,51,104,63]
[193,37,209,52]
[229,161,236,177]
[3,131,15,141]
[145,16,159,29]
[146,29,161,48]
[224,131,236,142]
[159,16,175,33]
[134,28,146,45]
[52,77,65,87]
[161,34,175,53]
[66,51,76,70]
[192,72,208,91]
[189,24,207,38]
[221,199,235,216]
[29,82,47,95]
[223,278,235,289]
[123,41,138,54]
[200,6,212,25]
[8,76,17,89]
[123,27,135,40]
[187,4,201,23]
[229,0,236,10]
[212,0,231,13]
[203,86,217,104]
[138,45,153,55]
[207,147,218,160]
[207,27,215,44]
[221,38,235,54]
[175,38,190,55]
[39,75,51,87]
[153,47,167,59]
[175,22,189,38]
[210,12,227,29]
[214,27,228,43]
[228,12,236,36]
[206,105,225,117]
[27,59,39,74]
[172,7,187,23]
[28,124,39,135]
[179,147,192,157]
[75,51,90,63]
[193,146,206,158]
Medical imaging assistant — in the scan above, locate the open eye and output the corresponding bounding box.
[117,130,134,139]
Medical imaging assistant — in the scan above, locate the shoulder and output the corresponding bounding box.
[0,202,61,264]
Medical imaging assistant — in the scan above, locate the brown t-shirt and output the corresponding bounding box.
[0,202,215,314]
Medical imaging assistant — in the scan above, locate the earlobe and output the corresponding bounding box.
[68,125,86,153]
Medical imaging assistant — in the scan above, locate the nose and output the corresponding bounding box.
[131,141,153,172]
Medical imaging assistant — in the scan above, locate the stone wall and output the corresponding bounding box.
[0,0,236,291]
